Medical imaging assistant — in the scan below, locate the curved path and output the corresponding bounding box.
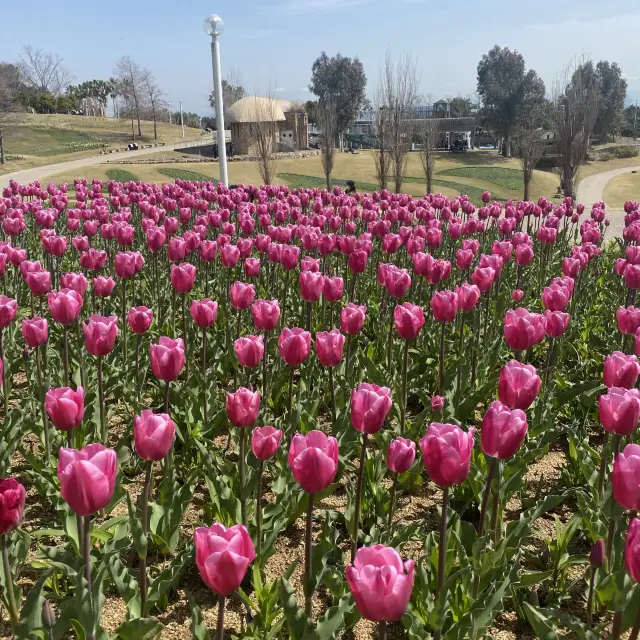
[576,165,640,240]
[0,141,203,187]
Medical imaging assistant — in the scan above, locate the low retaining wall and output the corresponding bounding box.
[106,150,321,165]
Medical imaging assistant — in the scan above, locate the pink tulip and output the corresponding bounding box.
[322,276,344,302]
[45,386,85,431]
[93,276,116,298]
[280,245,300,270]
[503,308,546,351]
[251,426,282,461]
[60,272,88,298]
[456,249,474,271]
[243,258,261,278]
[419,423,475,487]
[234,335,265,368]
[194,523,256,596]
[346,545,415,622]
[128,306,153,335]
[225,388,261,427]
[315,330,345,367]
[348,249,368,274]
[190,299,219,329]
[544,311,570,338]
[26,270,51,297]
[278,327,311,366]
[114,251,139,279]
[340,303,366,335]
[394,303,425,340]
[626,519,640,583]
[498,360,541,411]
[134,410,176,461]
[0,478,26,535]
[431,290,458,323]
[82,315,118,357]
[542,284,570,312]
[599,387,640,436]
[0,296,17,329]
[619,306,640,335]
[21,317,48,348]
[511,289,524,303]
[431,395,444,413]
[613,444,640,510]
[58,444,117,516]
[515,244,534,267]
[230,281,256,310]
[471,266,495,292]
[481,401,528,459]
[455,284,480,312]
[288,430,338,493]
[298,271,323,303]
[48,289,83,325]
[250,299,280,331]
[170,262,197,294]
[385,267,412,299]
[150,337,185,382]
[386,438,416,474]
[220,244,241,268]
[351,383,392,434]
[603,352,639,390]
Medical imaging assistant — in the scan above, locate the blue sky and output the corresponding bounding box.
[3,0,640,114]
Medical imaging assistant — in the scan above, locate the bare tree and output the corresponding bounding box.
[18,45,73,95]
[517,129,545,201]
[419,117,438,194]
[317,99,338,190]
[0,63,21,164]
[376,51,420,193]
[552,56,600,199]
[372,87,390,191]
[142,69,163,140]
[115,57,145,138]
[251,94,279,185]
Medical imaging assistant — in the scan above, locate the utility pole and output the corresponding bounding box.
[169,103,172,125]
[180,100,184,138]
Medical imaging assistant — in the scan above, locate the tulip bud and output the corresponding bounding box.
[42,599,56,629]
[589,539,605,568]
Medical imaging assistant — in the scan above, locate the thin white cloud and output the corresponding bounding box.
[275,0,371,14]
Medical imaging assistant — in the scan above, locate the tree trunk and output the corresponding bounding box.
[153,108,157,140]
[523,177,530,202]
[131,114,135,140]
[0,132,5,165]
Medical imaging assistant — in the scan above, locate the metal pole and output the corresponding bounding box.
[211,35,229,186]
[180,100,184,138]
[169,103,172,125]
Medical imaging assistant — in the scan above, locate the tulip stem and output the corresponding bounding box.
[388,471,398,531]
[63,325,70,385]
[182,294,189,382]
[76,320,87,391]
[490,461,502,545]
[351,432,368,560]
[288,366,294,435]
[630,608,640,640]
[202,327,208,428]
[328,366,337,427]
[386,308,394,373]
[612,611,623,640]
[439,321,446,396]
[345,333,352,379]
[434,486,449,640]
[472,457,497,599]
[139,460,152,616]
[456,314,465,399]
[256,459,264,557]
[164,380,170,415]
[400,338,410,435]
[97,356,106,444]
[121,279,128,362]
[83,516,95,640]
[216,595,226,640]
[0,331,6,420]
[606,434,622,571]
[378,620,387,640]
[135,334,141,403]
[597,433,609,500]
[586,566,596,626]
[239,427,248,529]
[36,345,51,463]
[1,534,19,632]
[262,331,269,406]
[304,494,314,620]
[306,301,313,333]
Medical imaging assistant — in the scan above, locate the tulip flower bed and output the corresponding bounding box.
[0,176,638,640]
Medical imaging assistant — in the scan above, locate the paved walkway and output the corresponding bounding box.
[577,165,640,240]
[0,141,202,186]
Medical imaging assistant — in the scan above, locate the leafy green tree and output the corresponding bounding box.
[449,96,475,118]
[309,52,367,140]
[477,46,546,156]
[593,61,627,141]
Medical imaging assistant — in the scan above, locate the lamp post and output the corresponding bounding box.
[180,100,184,139]
[204,13,228,186]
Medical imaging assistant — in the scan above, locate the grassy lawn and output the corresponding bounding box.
[437,166,524,191]
[0,113,201,176]
[158,168,219,184]
[603,171,640,208]
[105,168,139,183]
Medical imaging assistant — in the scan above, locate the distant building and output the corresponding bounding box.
[226,97,308,155]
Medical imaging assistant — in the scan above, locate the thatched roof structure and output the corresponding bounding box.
[226,97,287,124]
